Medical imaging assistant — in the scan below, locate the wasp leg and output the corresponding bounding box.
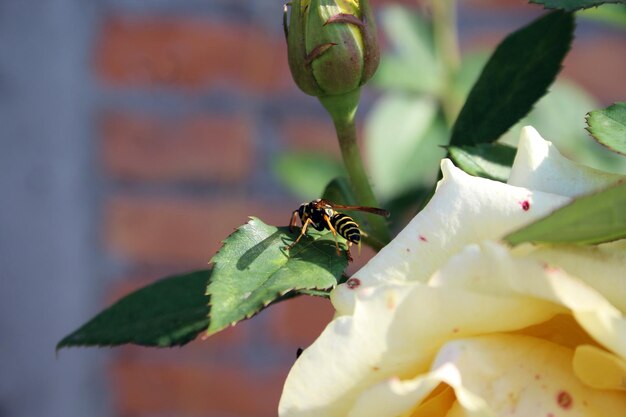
[345,242,354,262]
[286,217,313,251]
[324,215,342,257]
[288,209,299,233]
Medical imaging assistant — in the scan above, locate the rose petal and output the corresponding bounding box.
[433,335,626,416]
[346,363,493,417]
[430,241,626,359]
[279,282,560,417]
[333,160,570,315]
[573,345,626,391]
[522,244,626,314]
[512,313,600,351]
[349,335,626,417]
[508,126,624,196]
[411,385,456,417]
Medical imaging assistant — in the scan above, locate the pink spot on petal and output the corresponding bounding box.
[419,235,428,242]
[346,278,361,289]
[542,263,560,273]
[547,413,554,417]
[557,391,573,409]
[520,200,531,211]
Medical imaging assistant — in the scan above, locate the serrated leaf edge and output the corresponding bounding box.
[585,103,626,156]
[530,0,621,12]
[204,217,345,336]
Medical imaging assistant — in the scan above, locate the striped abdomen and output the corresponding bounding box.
[331,213,360,244]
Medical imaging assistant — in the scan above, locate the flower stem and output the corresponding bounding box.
[319,91,391,249]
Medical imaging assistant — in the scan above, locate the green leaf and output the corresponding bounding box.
[383,186,432,232]
[451,52,490,105]
[365,94,448,200]
[498,81,626,173]
[505,181,626,246]
[448,143,517,182]
[530,0,625,12]
[58,270,211,349]
[373,6,441,93]
[449,11,574,146]
[322,176,358,207]
[206,217,347,336]
[587,102,626,156]
[272,152,345,201]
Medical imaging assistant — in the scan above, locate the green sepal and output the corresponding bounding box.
[287,0,325,96]
[359,0,380,84]
[306,0,364,95]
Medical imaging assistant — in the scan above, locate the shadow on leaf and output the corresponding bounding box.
[236,229,286,270]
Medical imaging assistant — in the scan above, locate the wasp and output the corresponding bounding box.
[286,199,389,261]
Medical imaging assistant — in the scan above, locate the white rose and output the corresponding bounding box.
[279,127,626,417]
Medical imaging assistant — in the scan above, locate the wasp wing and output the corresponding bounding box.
[328,203,390,218]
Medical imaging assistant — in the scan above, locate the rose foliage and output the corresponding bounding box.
[279,126,626,417]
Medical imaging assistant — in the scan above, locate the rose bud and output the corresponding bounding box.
[284,0,379,99]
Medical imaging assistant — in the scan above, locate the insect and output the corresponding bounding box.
[286,199,389,261]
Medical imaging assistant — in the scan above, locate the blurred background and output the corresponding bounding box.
[1,0,624,416]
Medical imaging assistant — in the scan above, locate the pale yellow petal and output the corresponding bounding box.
[508,126,624,196]
[347,363,494,417]
[573,345,626,391]
[512,313,600,350]
[350,335,626,417]
[280,281,560,417]
[410,385,456,417]
[431,241,626,359]
[522,244,626,314]
[333,160,570,316]
[434,335,626,416]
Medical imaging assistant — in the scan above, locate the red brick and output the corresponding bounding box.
[346,243,377,276]
[269,295,335,347]
[371,0,421,6]
[102,112,254,183]
[464,0,533,9]
[96,16,292,92]
[562,37,626,104]
[110,360,286,417]
[105,197,286,265]
[279,117,340,156]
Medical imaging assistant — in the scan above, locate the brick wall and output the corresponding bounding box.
[94,1,625,417]
[97,2,340,416]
